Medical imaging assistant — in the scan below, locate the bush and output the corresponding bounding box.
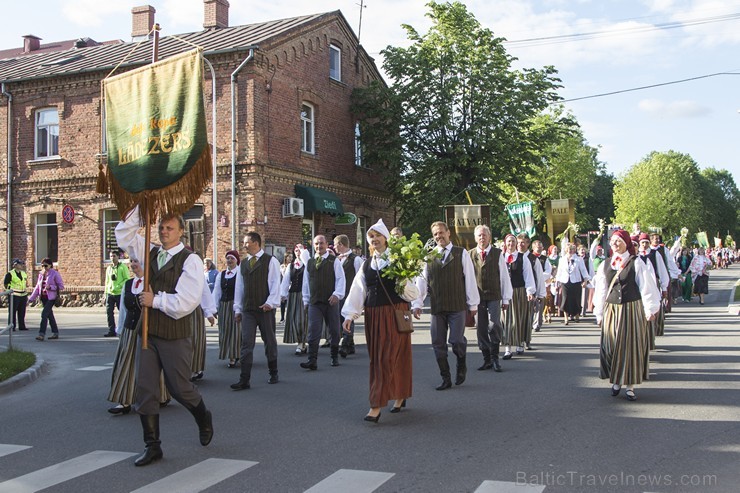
[0,348,36,382]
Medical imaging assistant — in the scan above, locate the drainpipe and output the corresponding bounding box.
[203,57,218,264]
[1,82,12,271]
[230,47,255,249]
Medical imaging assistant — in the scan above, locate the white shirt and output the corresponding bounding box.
[641,248,670,291]
[115,206,204,320]
[233,250,282,314]
[199,277,217,318]
[555,254,591,284]
[527,252,548,298]
[412,244,480,311]
[301,252,346,305]
[592,255,662,322]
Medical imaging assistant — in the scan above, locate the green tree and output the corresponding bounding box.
[613,151,703,236]
[352,1,562,235]
[699,167,739,239]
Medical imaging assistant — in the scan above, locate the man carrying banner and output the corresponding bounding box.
[116,208,214,466]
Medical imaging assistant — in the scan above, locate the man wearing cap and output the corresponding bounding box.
[104,249,131,337]
[231,232,282,389]
[212,250,241,368]
[4,259,29,331]
[413,221,479,390]
[301,234,346,370]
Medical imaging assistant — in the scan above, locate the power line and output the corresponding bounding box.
[559,72,740,103]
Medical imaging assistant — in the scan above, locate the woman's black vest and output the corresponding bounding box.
[220,270,236,301]
[605,257,641,304]
[122,279,142,330]
[364,260,404,307]
[508,253,525,288]
[289,264,305,293]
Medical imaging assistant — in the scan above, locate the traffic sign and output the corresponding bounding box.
[62,204,75,224]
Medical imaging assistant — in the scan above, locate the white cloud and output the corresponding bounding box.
[638,98,712,118]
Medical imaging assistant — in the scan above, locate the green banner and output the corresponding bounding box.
[507,201,536,238]
[103,49,208,194]
[696,231,709,248]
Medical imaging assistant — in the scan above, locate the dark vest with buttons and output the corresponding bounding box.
[641,251,661,287]
[364,260,404,307]
[146,247,194,340]
[507,253,525,289]
[605,256,640,304]
[469,247,502,301]
[240,254,273,311]
[427,246,466,314]
[341,253,357,298]
[219,270,236,302]
[289,264,304,293]
[307,255,336,305]
[122,278,142,330]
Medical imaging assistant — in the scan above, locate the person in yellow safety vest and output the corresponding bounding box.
[4,258,29,331]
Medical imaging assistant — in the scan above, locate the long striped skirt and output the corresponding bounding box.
[282,292,307,344]
[599,299,650,386]
[503,287,529,346]
[365,302,412,408]
[217,300,240,360]
[108,327,170,405]
[190,306,206,373]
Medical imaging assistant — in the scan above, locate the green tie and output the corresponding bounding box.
[157,249,168,269]
[249,256,257,268]
[315,256,322,267]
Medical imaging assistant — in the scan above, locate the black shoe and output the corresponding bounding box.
[611,384,621,396]
[364,412,381,423]
[330,357,339,367]
[190,371,204,382]
[104,331,117,337]
[300,361,317,370]
[347,346,356,355]
[230,380,250,390]
[268,374,279,384]
[526,343,534,350]
[625,389,637,401]
[492,359,502,372]
[390,400,406,413]
[436,378,452,391]
[108,405,131,415]
[227,361,238,368]
[19,328,28,331]
[134,444,163,466]
[338,347,348,358]
[477,362,493,371]
[159,399,170,408]
[48,333,59,340]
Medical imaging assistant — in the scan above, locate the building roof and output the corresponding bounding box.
[0,12,341,84]
[0,37,121,60]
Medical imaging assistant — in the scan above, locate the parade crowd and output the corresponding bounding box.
[4,211,736,466]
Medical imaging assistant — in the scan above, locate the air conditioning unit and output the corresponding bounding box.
[282,197,304,218]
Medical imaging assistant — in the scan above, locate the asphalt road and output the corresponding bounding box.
[0,266,738,493]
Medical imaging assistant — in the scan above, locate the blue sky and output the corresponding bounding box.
[2,0,739,185]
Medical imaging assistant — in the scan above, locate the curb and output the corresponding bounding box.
[729,279,740,316]
[0,355,46,396]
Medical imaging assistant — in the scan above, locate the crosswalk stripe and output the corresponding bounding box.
[76,366,113,371]
[0,444,31,458]
[130,458,257,493]
[474,480,546,493]
[304,469,394,493]
[0,450,136,493]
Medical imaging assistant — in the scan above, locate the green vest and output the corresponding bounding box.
[7,270,28,296]
[469,247,502,301]
[145,247,194,340]
[307,255,336,305]
[428,246,467,314]
[239,253,272,311]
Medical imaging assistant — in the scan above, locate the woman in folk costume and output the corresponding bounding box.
[108,257,170,414]
[593,230,661,402]
[555,242,590,324]
[544,244,559,323]
[501,234,536,359]
[190,271,217,381]
[342,219,419,423]
[281,244,311,354]
[212,251,241,367]
[689,247,711,305]
[677,247,694,302]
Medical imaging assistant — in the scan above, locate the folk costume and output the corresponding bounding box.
[212,251,241,365]
[501,242,536,358]
[280,246,310,353]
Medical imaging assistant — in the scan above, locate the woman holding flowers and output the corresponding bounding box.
[342,219,420,423]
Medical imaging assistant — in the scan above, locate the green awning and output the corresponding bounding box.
[295,185,344,215]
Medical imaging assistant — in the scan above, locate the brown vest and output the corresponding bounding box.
[469,246,502,301]
[146,247,195,340]
[427,246,466,314]
[240,254,272,311]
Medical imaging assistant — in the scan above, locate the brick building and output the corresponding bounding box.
[0,1,393,301]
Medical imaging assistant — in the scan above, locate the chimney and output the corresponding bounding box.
[23,35,42,53]
[204,0,229,29]
[131,5,156,41]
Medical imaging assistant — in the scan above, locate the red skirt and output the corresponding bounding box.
[364,302,413,408]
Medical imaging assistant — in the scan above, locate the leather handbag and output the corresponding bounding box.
[54,296,62,308]
[378,273,414,333]
[465,310,476,327]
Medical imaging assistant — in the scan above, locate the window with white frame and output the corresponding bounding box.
[35,108,59,159]
[354,122,362,167]
[329,45,341,81]
[35,213,58,264]
[102,209,121,260]
[301,103,315,154]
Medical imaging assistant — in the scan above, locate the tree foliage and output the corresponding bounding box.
[699,167,739,239]
[351,1,562,235]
